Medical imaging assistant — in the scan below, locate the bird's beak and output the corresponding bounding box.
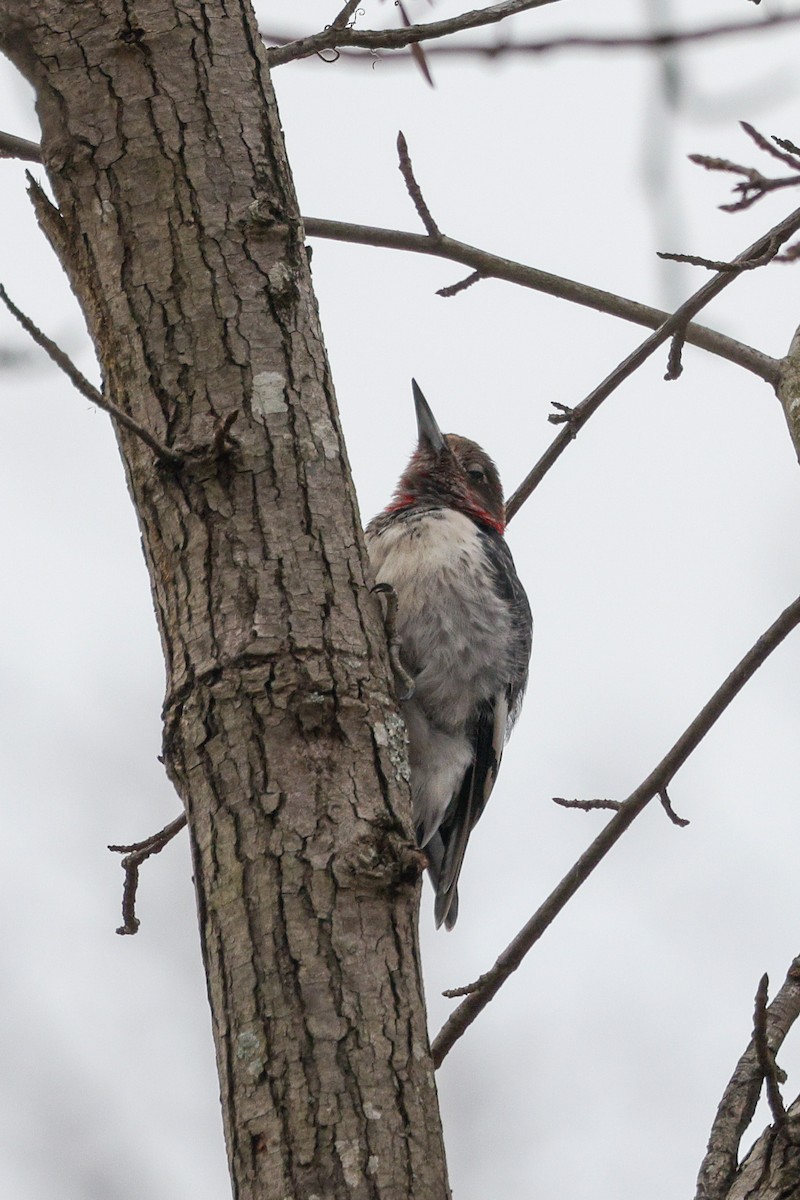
[412,379,446,454]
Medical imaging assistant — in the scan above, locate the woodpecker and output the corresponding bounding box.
[366,381,532,929]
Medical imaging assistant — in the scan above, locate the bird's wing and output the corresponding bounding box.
[434,529,532,929]
[478,527,533,728]
[434,691,506,929]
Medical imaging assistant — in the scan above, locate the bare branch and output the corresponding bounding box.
[396,1,435,87]
[659,788,690,827]
[657,235,782,273]
[664,328,688,383]
[0,281,183,465]
[695,957,800,1200]
[303,218,779,385]
[754,975,787,1129]
[397,131,440,236]
[741,121,800,172]
[548,400,577,429]
[0,127,780,386]
[436,269,484,297]
[690,124,800,213]
[0,129,42,161]
[504,203,800,520]
[266,0,561,66]
[108,813,188,935]
[773,135,800,161]
[265,11,800,65]
[330,0,362,31]
[431,593,800,1068]
[552,797,622,812]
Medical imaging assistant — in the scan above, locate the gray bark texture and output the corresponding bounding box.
[777,325,800,467]
[0,3,451,1198]
[727,1103,800,1200]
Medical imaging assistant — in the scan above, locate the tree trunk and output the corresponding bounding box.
[0,3,450,1197]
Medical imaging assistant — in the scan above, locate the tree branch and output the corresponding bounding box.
[0,281,183,464]
[0,129,42,160]
[330,0,362,31]
[504,203,800,520]
[264,12,800,65]
[396,131,440,236]
[695,957,800,1200]
[552,796,622,812]
[108,813,188,935]
[753,974,787,1129]
[691,122,800,214]
[0,129,780,387]
[431,593,800,1068]
[266,0,561,66]
[303,218,779,386]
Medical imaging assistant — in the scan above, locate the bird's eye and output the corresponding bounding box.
[466,465,486,484]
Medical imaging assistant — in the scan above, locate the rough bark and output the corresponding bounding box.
[696,957,800,1200]
[0,3,450,1198]
[727,1102,800,1200]
[776,324,800,466]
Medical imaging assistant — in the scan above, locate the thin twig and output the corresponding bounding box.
[330,0,362,31]
[741,121,800,172]
[753,974,787,1128]
[659,788,690,827]
[504,202,800,521]
[552,797,622,812]
[548,400,577,430]
[690,123,800,213]
[109,813,188,935]
[431,593,800,1068]
[436,270,484,297]
[396,0,435,87]
[396,132,440,236]
[266,0,561,66]
[203,409,240,461]
[773,135,800,161]
[695,955,800,1200]
[264,11,800,65]
[0,282,182,464]
[664,328,687,382]
[302,218,779,386]
[657,235,782,272]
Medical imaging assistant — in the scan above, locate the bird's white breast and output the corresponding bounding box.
[367,508,513,730]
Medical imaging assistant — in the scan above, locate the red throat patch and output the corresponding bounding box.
[384,497,505,536]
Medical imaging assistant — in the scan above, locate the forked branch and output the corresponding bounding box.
[303,217,779,387]
[109,813,188,935]
[505,202,800,518]
[690,122,800,214]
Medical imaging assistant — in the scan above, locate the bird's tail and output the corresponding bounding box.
[425,832,459,930]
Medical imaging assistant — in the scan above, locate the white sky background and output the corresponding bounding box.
[1,0,800,1197]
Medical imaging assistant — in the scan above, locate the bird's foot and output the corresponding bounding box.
[371,582,416,701]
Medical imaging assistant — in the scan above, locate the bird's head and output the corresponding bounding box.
[386,380,506,534]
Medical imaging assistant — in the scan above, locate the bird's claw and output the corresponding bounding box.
[371,582,416,701]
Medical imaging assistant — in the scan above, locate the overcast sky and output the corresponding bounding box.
[2,1,800,1198]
